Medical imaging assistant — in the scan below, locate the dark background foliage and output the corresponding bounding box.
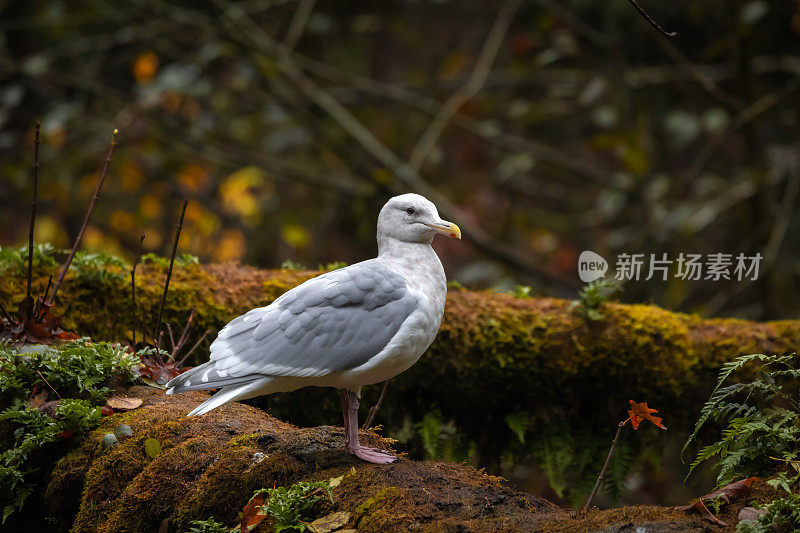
[1,1,799,318]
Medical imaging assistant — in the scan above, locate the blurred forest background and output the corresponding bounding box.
[1,0,800,319]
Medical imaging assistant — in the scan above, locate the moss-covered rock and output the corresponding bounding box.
[32,385,564,532]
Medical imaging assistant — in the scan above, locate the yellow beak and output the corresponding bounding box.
[426,221,461,239]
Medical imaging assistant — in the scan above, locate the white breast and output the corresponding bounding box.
[326,242,447,388]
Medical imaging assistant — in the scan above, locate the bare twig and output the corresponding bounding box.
[26,119,41,308]
[362,379,390,431]
[170,306,196,362]
[651,33,743,110]
[213,0,578,289]
[282,0,316,50]
[684,78,800,180]
[35,275,53,316]
[141,309,148,346]
[584,421,626,511]
[130,233,145,346]
[408,0,520,173]
[626,0,676,38]
[166,323,177,352]
[36,369,62,400]
[153,200,188,354]
[177,328,211,366]
[47,129,119,306]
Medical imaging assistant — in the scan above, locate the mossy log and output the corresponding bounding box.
[3,260,800,463]
[30,385,726,533]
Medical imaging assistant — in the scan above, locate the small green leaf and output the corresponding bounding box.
[144,438,162,458]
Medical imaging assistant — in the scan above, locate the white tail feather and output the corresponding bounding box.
[187,378,273,416]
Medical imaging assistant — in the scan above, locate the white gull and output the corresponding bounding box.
[166,193,461,463]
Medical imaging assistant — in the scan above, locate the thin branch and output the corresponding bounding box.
[177,328,210,366]
[584,421,626,511]
[26,119,41,307]
[166,323,177,352]
[35,275,53,316]
[141,308,148,346]
[130,233,145,346]
[153,200,188,354]
[170,305,196,362]
[282,0,316,50]
[210,0,578,289]
[362,379,390,431]
[626,0,676,38]
[36,369,62,400]
[408,0,520,173]
[684,78,800,181]
[47,128,119,306]
[651,32,743,110]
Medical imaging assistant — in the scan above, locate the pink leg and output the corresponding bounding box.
[341,389,396,464]
[339,389,352,452]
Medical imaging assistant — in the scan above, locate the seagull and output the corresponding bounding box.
[166,193,461,463]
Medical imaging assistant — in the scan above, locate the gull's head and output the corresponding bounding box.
[377,193,461,245]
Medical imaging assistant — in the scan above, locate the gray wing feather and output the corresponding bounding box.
[167,259,416,391]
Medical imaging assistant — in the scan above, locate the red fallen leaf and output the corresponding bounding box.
[25,322,51,343]
[56,330,80,340]
[101,405,114,417]
[628,400,666,430]
[679,477,759,513]
[240,493,267,531]
[107,396,143,411]
[683,498,727,527]
[56,429,75,445]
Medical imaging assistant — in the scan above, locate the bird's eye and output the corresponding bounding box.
[405,207,415,215]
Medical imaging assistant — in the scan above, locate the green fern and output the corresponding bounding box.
[530,425,575,498]
[685,352,800,487]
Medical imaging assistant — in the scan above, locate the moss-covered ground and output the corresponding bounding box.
[25,383,767,532]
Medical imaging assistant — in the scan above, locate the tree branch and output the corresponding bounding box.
[47,129,118,306]
[282,0,316,50]
[626,0,676,38]
[408,0,520,173]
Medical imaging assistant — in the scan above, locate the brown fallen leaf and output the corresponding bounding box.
[679,477,759,512]
[29,390,49,409]
[627,400,666,430]
[689,499,727,527]
[697,477,759,505]
[240,492,267,531]
[678,477,759,527]
[107,396,143,411]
